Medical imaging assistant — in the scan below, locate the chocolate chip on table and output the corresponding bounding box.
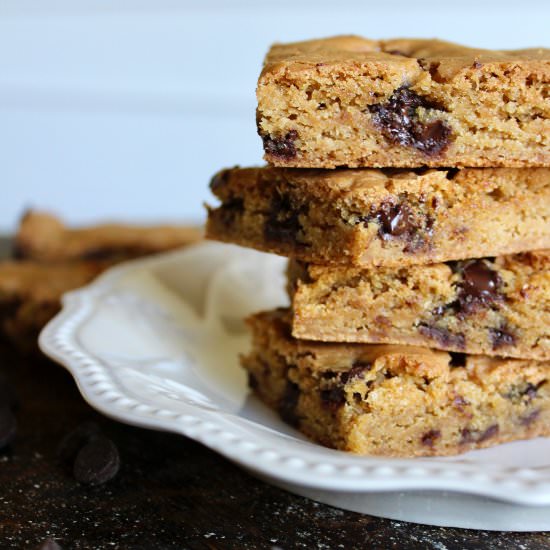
[368,86,451,155]
[0,406,16,449]
[262,130,298,160]
[73,436,120,486]
[57,421,102,465]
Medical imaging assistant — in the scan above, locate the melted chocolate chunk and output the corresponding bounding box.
[418,324,466,350]
[264,193,304,244]
[489,326,516,350]
[368,87,451,155]
[340,362,371,384]
[452,395,469,411]
[262,130,298,160]
[421,429,441,447]
[360,199,433,252]
[453,259,502,315]
[279,381,301,427]
[320,387,346,410]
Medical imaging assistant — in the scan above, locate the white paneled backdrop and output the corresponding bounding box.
[1,0,548,231]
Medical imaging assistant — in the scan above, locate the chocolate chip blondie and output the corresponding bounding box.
[0,260,106,351]
[288,251,549,360]
[242,309,550,457]
[257,36,550,168]
[15,210,203,262]
[206,166,550,267]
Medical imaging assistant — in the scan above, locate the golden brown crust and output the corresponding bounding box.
[258,36,550,168]
[15,210,203,262]
[242,309,550,457]
[206,166,550,267]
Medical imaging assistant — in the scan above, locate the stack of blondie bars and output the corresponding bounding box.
[207,36,550,456]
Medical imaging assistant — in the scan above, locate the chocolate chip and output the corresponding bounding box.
[453,259,502,315]
[368,86,451,155]
[449,352,467,367]
[34,539,63,550]
[478,424,499,442]
[359,199,434,253]
[73,436,120,486]
[375,202,415,239]
[279,381,301,427]
[320,387,346,410]
[521,409,540,426]
[506,381,545,403]
[421,429,441,447]
[340,362,371,384]
[57,421,102,466]
[452,395,469,410]
[418,324,465,350]
[218,197,244,227]
[460,428,475,445]
[0,406,16,449]
[262,130,298,160]
[489,326,516,350]
[264,192,304,244]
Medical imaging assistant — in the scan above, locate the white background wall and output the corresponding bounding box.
[1,0,548,231]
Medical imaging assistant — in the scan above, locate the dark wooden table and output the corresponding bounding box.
[1,239,549,550]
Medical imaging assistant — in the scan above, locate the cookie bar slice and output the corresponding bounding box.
[206,166,550,268]
[258,36,549,168]
[242,309,550,457]
[0,260,106,351]
[15,210,203,262]
[289,251,549,360]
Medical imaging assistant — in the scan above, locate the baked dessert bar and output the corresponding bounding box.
[0,260,106,350]
[206,166,550,267]
[288,251,549,360]
[242,309,550,457]
[15,210,203,262]
[257,36,550,168]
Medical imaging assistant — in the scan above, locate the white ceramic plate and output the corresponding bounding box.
[39,242,550,531]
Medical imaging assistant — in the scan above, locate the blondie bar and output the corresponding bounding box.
[242,309,550,457]
[206,166,550,267]
[289,251,549,360]
[15,210,203,262]
[257,36,549,168]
